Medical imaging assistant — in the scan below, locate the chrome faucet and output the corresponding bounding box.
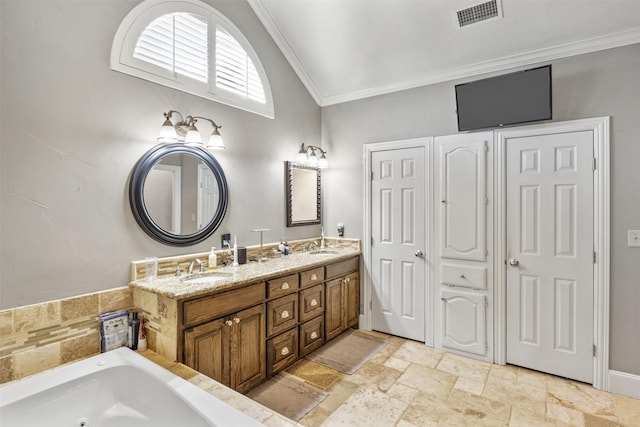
[187,258,205,274]
[306,241,319,252]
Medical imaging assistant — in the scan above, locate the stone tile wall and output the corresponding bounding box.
[0,287,132,384]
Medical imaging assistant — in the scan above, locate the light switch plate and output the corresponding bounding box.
[628,230,640,247]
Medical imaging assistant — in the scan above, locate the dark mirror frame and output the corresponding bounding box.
[286,161,321,227]
[129,143,228,246]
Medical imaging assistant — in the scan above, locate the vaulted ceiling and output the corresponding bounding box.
[248,0,640,106]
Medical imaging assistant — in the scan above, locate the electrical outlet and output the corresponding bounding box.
[221,233,231,248]
[337,223,345,237]
[628,230,640,247]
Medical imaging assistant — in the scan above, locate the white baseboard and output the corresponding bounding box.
[608,370,640,399]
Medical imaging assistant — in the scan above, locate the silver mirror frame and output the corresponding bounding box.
[129,143,228,246]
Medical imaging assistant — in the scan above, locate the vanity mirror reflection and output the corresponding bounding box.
[286,161,321,227]
[129,143,228,246]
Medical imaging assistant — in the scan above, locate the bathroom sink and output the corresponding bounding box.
[181,273,230,284]
[308,249,339,256]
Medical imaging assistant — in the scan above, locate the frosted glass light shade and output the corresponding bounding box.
[207,133,225,150]
[157,119,178,142]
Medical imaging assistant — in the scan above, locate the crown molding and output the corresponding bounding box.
[248,1,640,108]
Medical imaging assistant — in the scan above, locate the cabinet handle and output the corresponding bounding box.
[281,282,290,290]
[345,277,350,284]
[311,274,317,281]
[234,317,240,324]
[310,298,318,307]
[281,310,290,319]
[459,274,466,279]
[225,320,233,327]
[310,331,318,339]
[280,346,290,356]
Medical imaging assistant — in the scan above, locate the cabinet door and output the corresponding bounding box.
[345,272,359,328]
[437,137,486,261]
[325,278,344,341]
[184,317,230,387]
[232,304,266,394]
[440,290,486,356]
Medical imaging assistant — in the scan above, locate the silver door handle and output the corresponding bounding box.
[415,250,424,258]
[508,259,519,267]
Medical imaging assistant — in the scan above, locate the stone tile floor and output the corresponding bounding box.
[285,331,640,427]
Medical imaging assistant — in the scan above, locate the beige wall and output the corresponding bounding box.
[321,44,640,375]
[0,0,322,308]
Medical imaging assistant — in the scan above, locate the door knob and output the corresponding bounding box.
[508,259,520,267]
[415,250,425,258]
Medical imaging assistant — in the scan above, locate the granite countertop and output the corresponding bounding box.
[129,246,360,299]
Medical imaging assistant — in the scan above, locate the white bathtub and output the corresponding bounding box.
[0,347,264,427]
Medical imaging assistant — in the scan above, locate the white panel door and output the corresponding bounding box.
[198,165,218,229]
[438,138,486,261]
[371,147,426,341]
[441,289,486,356]
[506,131,594,383]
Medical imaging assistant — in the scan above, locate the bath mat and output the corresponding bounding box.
[246,373,328,422]
[305,329,389,374]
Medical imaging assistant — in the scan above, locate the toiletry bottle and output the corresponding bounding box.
[278,238,285,254]
[128,311,140,350]
[137,316,147,352]
[208,247,217,270]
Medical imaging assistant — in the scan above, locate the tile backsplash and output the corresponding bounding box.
[0,287,132,384]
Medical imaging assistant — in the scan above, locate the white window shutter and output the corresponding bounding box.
[216,27,265,103]
[134,13,208,83]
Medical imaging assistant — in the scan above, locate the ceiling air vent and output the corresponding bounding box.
[456,0,503,28]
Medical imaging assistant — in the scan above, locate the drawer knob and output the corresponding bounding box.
[234,317,240,324]
[281,346,290,356]
[281,282,290,290]
[225,320,233,327]
[310,298,318,307]
[311,274,317,280]
[281,310,290,319]
[310,331,318,339]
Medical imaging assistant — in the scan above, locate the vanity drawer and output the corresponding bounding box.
[299,316,324,356]
[299,284,324,323]
[300,267,325,288]
[326,257,359,280]
[267,274,299,299]
[267,293,298,337]
[441,263,487,290]
[267,328,298,376]
[183,283,265,327]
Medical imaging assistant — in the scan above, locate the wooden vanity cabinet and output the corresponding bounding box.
[184,303,265,394]
[325,258,360,341]
[181,254,360,392]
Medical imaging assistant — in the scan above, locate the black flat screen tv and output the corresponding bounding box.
[455,65,552,131]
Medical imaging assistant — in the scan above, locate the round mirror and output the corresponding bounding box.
[129,143,228,246]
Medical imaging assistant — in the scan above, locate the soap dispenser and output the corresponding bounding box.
[208,247,217,270]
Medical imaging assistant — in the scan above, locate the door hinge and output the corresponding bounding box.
[484,141,489,152]
[593,158,597,171]
[370,300,373,310]
[593,344,597,357]
[371,171,374,181]
[594,251,597,264]
[484,296,488,307]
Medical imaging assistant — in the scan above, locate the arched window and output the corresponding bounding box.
[111,0,274,119]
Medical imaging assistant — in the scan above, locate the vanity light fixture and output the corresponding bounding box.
[296,143,328,168]
[158,110,225,150]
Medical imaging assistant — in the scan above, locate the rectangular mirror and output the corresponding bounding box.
[286,161,321,227]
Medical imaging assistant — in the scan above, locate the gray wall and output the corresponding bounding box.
[0,0,321,308]
[321,44,640,375]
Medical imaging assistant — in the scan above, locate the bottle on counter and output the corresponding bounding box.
[208,247,217,270]
[128,311,140,350]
